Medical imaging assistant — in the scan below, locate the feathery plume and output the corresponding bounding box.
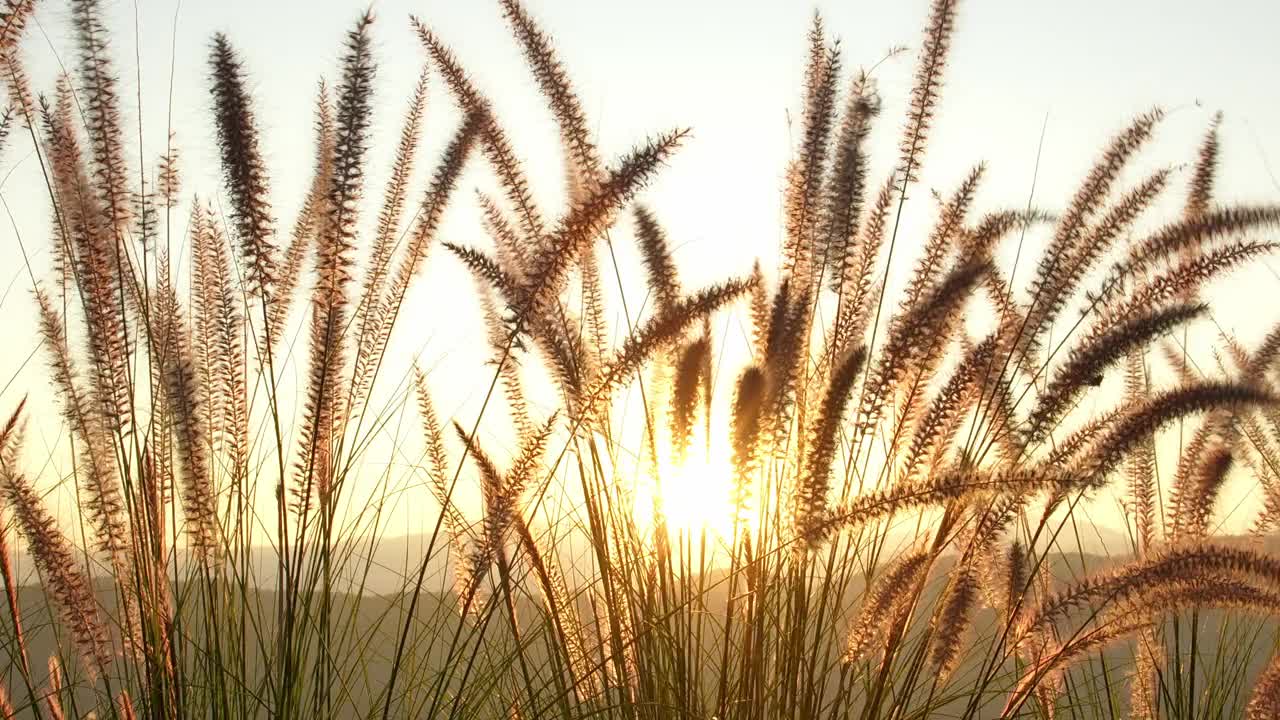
[1041,167,1173,316]
[0,105,11,159]
[1059,109,1163,241]
[1080,382,1270,486]
[1130,628,1162,720]
[42,81,134,434]
[0,411,109,676]
[898,335,996,484]
[71,0,131,233]
[930,563,978,679]
[963,209,1052,258]
[454,413,556,572]
[584,278,754,423]
[1018,543,1280,641]
[154,285,219,555]
[843,548,930,664]
[782,14,840,281]
[1168,434,1233,540]
[451,423,505,580]
[795,346,866,540]
[1025,302,1206,440]
[0,0,32,52]
[834,177,896,348]
[1123,352,1158,553]
[479,191,530,284]
[1246,321,1280,381]
[857,258,988,436]
[633,205,681,315]
[362,67,428,312]
[1004,616,1153,718]
[1100,575,1280,627]
[512,129,689,335]
[295,11,378,502]
[1185,112,1222,220]
[823,70,880,294]
[210,33,277,298]
[44,657,64,720]
[498,0,602,184]
[899,163,984,315]
[414,20,547,244]
[32,290,129,568]
[761,279,808,457]
[897,0,959,189]
[157,132,181,208]
[669,336,710,463]
[191,203,248,482]
[0,397,20,459]
[730,365,766,527]
[370,114,480,372]
[394,119,481,297]
[1005,539,1028,624]
[0,454,33,711]
[353,66,429,400]
[269,80,332,343]
[413,371,483,615]
[0,1,36,122]
[1101,239,1279,326]
[445,242,520,307]
[318,10,377,304]
[1018,111,1163,357]
[1125,204,1280,273]
[579,239,610,367]
[815,467,1060,543]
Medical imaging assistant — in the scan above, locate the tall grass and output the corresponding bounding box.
[1,0,1280,718]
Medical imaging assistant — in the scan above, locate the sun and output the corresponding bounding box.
[633,430,745,543]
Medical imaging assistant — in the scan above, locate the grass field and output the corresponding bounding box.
[2,0,1280,717]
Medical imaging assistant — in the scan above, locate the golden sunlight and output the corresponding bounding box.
[633,428,743,542]
[9,0,1280,715]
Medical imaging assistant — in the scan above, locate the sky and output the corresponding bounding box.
[1,0,1279,540]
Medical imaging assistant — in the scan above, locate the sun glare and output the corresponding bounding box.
[633,430,744,543]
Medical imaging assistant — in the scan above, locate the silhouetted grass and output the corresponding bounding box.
[1,1,1280,718]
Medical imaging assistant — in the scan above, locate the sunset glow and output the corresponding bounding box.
[633,427,743,543]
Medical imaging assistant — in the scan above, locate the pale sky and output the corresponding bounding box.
[2,0,1279,540]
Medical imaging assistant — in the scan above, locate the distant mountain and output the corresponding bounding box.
[5,535,1278,718]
